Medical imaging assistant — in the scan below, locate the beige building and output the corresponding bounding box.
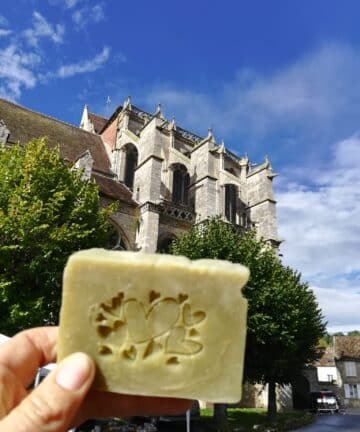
[334,336,360,407]
[0,96,281,252]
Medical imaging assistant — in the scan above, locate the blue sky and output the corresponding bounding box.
[1,0,360,333]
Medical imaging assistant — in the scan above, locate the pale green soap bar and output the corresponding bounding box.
[58,249,249,403]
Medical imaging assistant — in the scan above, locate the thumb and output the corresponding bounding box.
[1,352,95,432]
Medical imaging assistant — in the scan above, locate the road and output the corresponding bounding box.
[293,413,360,431]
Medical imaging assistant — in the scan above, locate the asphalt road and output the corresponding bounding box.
[293,413,360,431]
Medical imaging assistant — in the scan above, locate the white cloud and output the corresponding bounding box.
[276,135,360,331]
[312,286,360,333]
[0,9,113,99]
[141,42,360,164]
[0,44,40,99]
[57,46,110,78]
[72,3,105,28]
[277,135,360,280]
[0,29,12,37]
[23,11,64,46]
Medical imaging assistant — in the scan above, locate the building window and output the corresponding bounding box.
[327,374,334,382]
[225,184,237,224]
[345,361,357,377]
[345,383,360,399]
[124,144,138,190]
[241,212,248,227]
[172,165,190,205]
[106,225,127,250]
[157,235,177,253]
[350,384,359,399]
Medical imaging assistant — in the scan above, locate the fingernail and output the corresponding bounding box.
[56,352,93,391]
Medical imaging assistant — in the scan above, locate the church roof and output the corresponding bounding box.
[0,98,111,174]
[334,336,360,360]
[88,112,108,133]
[92,173,137,206]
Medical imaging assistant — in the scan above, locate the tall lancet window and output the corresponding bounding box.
[124,144,138,190]
[225,184,237,224]
[172,164,190,205]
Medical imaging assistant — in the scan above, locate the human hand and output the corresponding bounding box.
[0,327,192,431]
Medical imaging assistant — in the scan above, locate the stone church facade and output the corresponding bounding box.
[0,96,280,252]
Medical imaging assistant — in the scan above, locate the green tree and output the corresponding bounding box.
[319,331,333,347]
[347,330,360,336]
[171,217,326,424]
[0,138,116,334]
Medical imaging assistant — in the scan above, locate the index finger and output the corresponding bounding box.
[0,327,58,387]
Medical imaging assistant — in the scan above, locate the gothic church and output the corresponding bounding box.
[0,97,280,252]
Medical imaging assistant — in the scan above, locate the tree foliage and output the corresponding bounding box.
[347,330,360,336]
[171,217,326,421]
[0,139,116,334]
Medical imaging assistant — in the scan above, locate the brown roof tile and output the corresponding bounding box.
[315,346,336,366]
[92,173,137,206]
[335,336,360,360]
[0,98,111,174]
[88,112,108,134]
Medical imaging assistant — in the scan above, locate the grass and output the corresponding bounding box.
[196,408,314,431]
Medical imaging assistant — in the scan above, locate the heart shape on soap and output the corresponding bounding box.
[166,326,203,355]
[149,290,161,303]
[124,298,180,343]
[123,345,137,361]
[183,304,206,326]
[178,293,188,304]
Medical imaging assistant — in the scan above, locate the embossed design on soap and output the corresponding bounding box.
[91,291,206,365]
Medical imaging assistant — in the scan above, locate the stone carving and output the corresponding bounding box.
[0,120,9,144]
[158,201,195,222]
[91,290,206,365]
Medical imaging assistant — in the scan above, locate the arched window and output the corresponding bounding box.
[124,144,138,190]
[225,184,237,224]
[106,224,128,250]
[157,234,177,253]
[172,164,190,205]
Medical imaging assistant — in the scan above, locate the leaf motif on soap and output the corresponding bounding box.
[97,325,113,338]
[92,293,127,351]
[143,340,162,359]
[189,328,200,337]
[183,303,206,327]
[123,345,137,361]
[166,356,180,365]
[98,344,113,355]
[166,326,203,355]
[95,312,106,322]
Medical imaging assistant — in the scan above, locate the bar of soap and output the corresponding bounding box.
[58,249,249,403]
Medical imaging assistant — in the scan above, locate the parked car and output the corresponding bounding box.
[309,391,339,414]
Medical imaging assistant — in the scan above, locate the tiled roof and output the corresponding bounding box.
[92,173,137,206]
[88,112,108,133]
[315,346,336,366]
[334,336,360,360]
[0,98,111,174]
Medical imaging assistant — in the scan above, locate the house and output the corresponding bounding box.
[334,336,360,407]
[0,96,280,253]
